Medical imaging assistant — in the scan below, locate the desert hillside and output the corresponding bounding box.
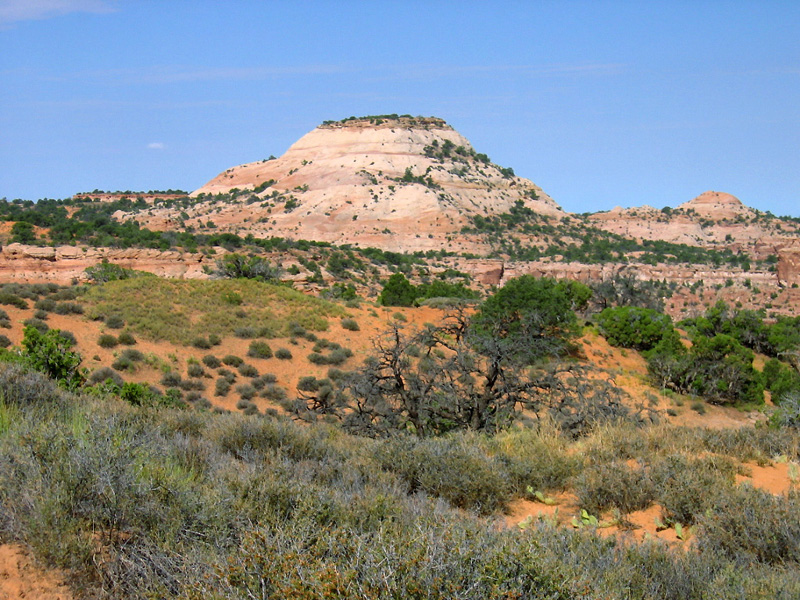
[123,115,561,253]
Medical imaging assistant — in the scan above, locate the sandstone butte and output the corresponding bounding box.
[161,116,561,254]
[2,115,800,295]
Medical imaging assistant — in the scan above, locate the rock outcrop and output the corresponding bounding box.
[0,244,210,285]
[125,116,563,253]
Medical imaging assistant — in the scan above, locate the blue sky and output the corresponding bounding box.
[1,0,798,216]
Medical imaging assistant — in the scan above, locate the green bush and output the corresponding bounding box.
[202,355,221,368]
[651,454,736,525]
[23,318,49,333]
[574,460,654,515]
[596,306,679,352]
[379,273,418,307]
[247,341,273,359]
[0,292,27,309]
[763,358,800,403]
[341,317,360,331]
[187,363,206,378]
[275,348,293,360]
[222,355,244,367]
[117,331,137,345]
[235,326,258,339]
[97,333,118,348]
[89,366,124,387]
[19,326,84,390]
[373,436,511,514]
[34,298,56,312]
[105,314,125,329]
[215,378,231,396]
[238,363,259,378]
[192,336,213,349]
[698,485,800,564]
[52,302,84,315]
[160,371,182,387]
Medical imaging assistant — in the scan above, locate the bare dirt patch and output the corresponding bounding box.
[0,544,72,600]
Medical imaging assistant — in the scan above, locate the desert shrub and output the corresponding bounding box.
[111,356,135,371]
[0,335,11,348]
[192,336,213,349]
[84,260,135,282]
[23,318,49,333]
[596,306,679,352]
[160,371,182,387]
[260,373,278,384]
[341,317,360,331]
[214,253,282,282]
[327,368,346,381]
[52,302,84,315]
[238,363,259,378]
[491,428,579,495]
[57,330,77,347]
[770,392,800,429]
[0,309,9,321]
[218,368,237,384]
[236,384,257,400]
[648,333,764,406]
[275,348,293,360]
[89,366,124,387]
[373,436,511,514]
[118,382,162,407]
[651,454,737,525]
[308,347,352,366]
[260,384,287,401]
[49,287,78,301]
[208,334,222,346]
[379,273,418,306]
[235,326,258,339]
[18,326,83,389]
[247,341,272,359]
[184,391,203,403]
[215,378,231,396]
[202,355,222,368]
[236,398,255,410]
[288,322,307,338]
[0,319,10,329]
[97,333,118,348]
[119,348,144,362]
[0,363,64,405]
[179,378,206,391]
[222,355,244,367]
[187,363,206,378]
[34,298,56,312]
[105,314,125,329]
[697,486,800,564]
[117,331,137,345]
[763,358,800,403]
[574,460,655,515]
[33,309,49,320]
[0,292,27,309]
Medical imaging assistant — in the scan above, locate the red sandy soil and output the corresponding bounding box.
[0,544,72,600]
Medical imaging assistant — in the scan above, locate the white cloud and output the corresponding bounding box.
[147,142,165,150]
[0,0,116,25]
